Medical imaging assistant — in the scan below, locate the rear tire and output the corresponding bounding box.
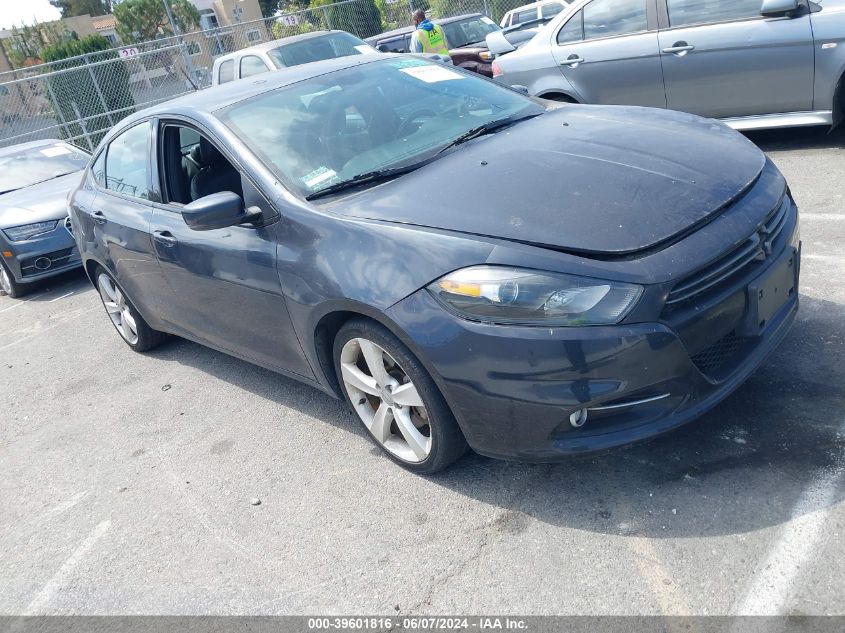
[333,318,468,474]
[94,266,168,352]
[0,260,25,299]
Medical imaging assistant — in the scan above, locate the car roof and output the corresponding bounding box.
[365,13,485,43]
[0,138,77,156]
[120,54,389,126]
[214,30,347,61]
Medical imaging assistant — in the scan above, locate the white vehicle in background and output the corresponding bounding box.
[500,0,569,31]
[211,30,378,85]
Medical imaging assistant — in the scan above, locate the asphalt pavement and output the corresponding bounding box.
[0,125,843,616]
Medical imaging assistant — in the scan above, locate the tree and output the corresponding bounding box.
[310,0,382,39]
[49,0,111,18]
[258,0,280,17]
[113,0,200,42]
[41,34,135,149]
[2,21,68,68]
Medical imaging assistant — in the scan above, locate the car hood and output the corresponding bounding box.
[326,105,766,256]
[0,171,82,228]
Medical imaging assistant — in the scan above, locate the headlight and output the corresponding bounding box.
[428,266,642,326]
[3,220,59,242]
[479,51,493,61]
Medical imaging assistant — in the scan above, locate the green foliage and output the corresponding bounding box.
[113,0,200,42]
[40,34,135,149]
[49,0,111,18]
[2,22,68,67]
[310,0,383,39]
[258,0,280,17]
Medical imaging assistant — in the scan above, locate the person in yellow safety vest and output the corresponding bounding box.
[410,9,452,64]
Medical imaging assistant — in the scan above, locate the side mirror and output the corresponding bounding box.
[511,85,529,95]
[485,31,516,56]
[377,44,389,52]
[761,0,798,16]
[181,191,261,231]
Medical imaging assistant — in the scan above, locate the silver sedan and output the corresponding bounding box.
[488,0,845,130]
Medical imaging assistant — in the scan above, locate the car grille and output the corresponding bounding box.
[665,196,791,308]
[690,331,748,380]
[20,247,75,277]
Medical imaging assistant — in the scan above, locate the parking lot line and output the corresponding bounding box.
[48,291,75,302]
[734,418,845,615]
[24,519,111,615]
[801,213,845,221]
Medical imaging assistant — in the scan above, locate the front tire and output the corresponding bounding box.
[0,260,25,298]
[95,266,167,352]
[333,318,468,474]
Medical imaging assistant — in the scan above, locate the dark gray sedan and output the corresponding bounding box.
[1,140,87,298]
[69,55,800,473]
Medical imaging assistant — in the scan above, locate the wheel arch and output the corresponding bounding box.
[833,67,845,128]
[536,90,580,103]
[310,302,458,411]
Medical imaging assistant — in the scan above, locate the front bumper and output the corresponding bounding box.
[0,221,81,284]
[385,249,800,462]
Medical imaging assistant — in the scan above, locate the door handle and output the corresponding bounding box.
[662,42,695,55]
[560,54,584,67]
[153,230,177,247]
[92,210,107,225]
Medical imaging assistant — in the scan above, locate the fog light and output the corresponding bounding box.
[569,408,588,428]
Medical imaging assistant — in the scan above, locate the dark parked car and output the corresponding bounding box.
[365,13,538,76]
[1,139,87,298]
[69,55,800,473]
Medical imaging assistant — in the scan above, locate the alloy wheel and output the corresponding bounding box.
[0,266,11,295]
[98,273,139,345]
[340,337,432,463]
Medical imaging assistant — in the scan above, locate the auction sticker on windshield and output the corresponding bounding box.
[302,166,337,189]
[400,65,464,83]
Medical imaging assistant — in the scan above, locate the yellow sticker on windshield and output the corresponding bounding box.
[400,65,463,83]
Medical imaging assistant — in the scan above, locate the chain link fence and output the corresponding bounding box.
[0,0,529,151]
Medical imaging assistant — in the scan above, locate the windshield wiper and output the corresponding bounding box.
[434,112,542,157]
[305,112,542,201]
[305,163,422,200]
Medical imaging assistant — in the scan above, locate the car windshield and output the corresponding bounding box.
[267,32,375,68]
[218,58,543,198]
[0,143,88,194]
[441,16,501,48]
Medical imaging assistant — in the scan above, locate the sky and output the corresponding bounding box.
[0,0,62,29]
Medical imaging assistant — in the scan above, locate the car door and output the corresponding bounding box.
[149,121,314,379]
[551,0,666,107]
[83,120,171,325]
[657,0,815,118]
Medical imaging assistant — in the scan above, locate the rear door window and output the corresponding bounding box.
[556,10,583,44]
[516,8,538,24]
[218,59,235,84]
[240,55,269,78]
[103,123,151,200]
[582,0,648,40]
[666,0,762,27]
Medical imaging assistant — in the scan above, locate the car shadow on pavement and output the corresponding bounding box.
[148,293,844,539]
[745,124,845,152]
